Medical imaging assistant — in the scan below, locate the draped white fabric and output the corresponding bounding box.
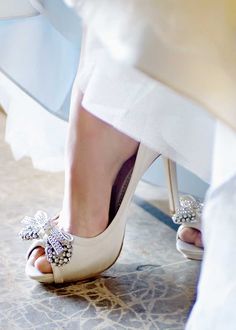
[186,123,236,330]
[65,0,236,132]
[0,0,39,19]
[0,1,215,181]
[0,1,81,170]
[0,71,67,171]
[78,44,215,182]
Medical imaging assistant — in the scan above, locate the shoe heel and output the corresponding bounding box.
[163,158,179,214]
[124,144,160,207]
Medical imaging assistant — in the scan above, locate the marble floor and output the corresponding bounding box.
[0,112,200,330]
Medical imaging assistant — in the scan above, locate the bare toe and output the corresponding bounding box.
[179,227,203,248]
[194,230,203,248]
[34,254,52,274]
[28,247,45,264]
[29,247,52,273]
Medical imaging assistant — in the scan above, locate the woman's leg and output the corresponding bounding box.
[30,89,139,273]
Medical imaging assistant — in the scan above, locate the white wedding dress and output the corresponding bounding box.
[0,0,215,182]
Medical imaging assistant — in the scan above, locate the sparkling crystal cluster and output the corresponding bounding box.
[172,195,203,225]
[19,211,73,268]
[46,241,73,267]
[19,226,40,240]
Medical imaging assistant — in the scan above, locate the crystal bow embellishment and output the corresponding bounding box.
[19,211,73,267]
[172,195,203,225]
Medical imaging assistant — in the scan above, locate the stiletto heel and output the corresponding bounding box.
[20,143,160,283]
[163,158,179,214]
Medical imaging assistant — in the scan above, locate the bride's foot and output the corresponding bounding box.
[30,98,139,274]
[24,144,159,283]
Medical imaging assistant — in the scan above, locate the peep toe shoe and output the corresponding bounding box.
[19,144,160,283]
[172,195,203,260]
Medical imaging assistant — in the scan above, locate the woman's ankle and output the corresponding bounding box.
[62,108,139,238]
[59,204,109,238]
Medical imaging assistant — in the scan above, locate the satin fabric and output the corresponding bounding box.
[65,0,236,132]
[0,0,216,179]
[186,122,236,330]
[0,0,82,169]
[0,0,38,19]
[0,0,81,120]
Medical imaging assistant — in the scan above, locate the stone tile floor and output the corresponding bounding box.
[0,112,200,329]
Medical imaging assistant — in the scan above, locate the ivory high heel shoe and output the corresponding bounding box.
[19,144,160,283]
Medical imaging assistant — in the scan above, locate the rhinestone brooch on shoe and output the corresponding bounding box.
[172,196,203,225]
[19,211,73,267]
